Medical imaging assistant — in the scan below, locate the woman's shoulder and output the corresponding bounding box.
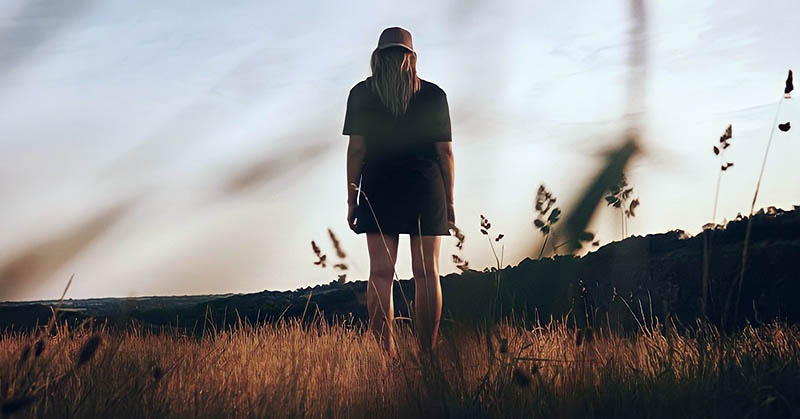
[349,77,371,94]
[420,79,447,96]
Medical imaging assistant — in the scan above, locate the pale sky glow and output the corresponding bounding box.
[1,0,797,300]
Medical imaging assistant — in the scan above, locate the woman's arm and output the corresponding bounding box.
[346,135,367,230]
[347,135,367,203]
[347,135,367,231]
[434,141,455,226]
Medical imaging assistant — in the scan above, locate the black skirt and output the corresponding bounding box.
[354,155,450,236]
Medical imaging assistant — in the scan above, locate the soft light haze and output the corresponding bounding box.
[1,0,797,300]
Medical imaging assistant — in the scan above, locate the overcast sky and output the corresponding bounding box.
[1,0,797,301]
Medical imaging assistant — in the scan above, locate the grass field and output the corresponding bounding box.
[2,317,799,418]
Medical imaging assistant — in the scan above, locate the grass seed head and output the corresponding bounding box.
[450,223,469,270]
[534,185,560,237]
[18,344,31,365]
[535,185,546,211]
[512,366,532,388]
[76,334,102,367]
[531,362,540,376]
[311,240,327,267]
[626,198,640,217]
[152,366,164,382]
[327,228,347,259]
[451,224,466,249]
[455,259,470,272]
[480,214,491,234]
[34,339,45,357]
[585,328,594,345]
[713,125,734,172]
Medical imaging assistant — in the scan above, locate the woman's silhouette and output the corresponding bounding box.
[343,27,455,353]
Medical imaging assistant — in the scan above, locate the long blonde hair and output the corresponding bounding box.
[369,47,421,118]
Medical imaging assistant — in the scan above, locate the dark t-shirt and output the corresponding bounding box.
[342,77,451,164]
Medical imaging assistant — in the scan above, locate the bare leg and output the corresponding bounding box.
[410,235,442,351]
[366,233,399,354]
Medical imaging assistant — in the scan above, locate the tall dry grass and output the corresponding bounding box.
[2,318,799,418]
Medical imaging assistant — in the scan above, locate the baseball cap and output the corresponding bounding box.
[376,27,414,53]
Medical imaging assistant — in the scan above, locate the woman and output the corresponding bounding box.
[342,27,455,353]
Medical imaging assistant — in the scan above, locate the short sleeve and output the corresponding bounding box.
[431,91,452,142]
[342,87,364,136]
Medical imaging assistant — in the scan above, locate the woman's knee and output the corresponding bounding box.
[369,264,395,282]
[410,236,440,278]
[411,262,431,278]
[412,261,438,281]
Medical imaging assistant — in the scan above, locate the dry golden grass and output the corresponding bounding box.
[2,318,799,418]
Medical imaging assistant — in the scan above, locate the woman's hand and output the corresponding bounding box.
[347,203,358,232]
